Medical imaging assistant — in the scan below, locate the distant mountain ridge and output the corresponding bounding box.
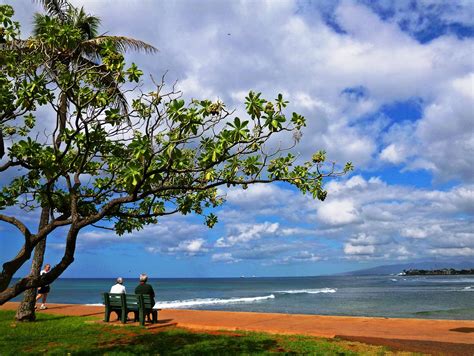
[341,261,474,276]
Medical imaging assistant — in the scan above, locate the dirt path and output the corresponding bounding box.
[2,302,474,355]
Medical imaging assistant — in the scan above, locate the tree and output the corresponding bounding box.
[13,0,157,321]
[0,4,353,306]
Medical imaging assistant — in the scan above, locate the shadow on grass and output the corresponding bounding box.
[156,319,174,324]
[74,330,279,355]
[26,315,70,323]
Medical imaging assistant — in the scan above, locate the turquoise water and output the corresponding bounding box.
[13,275,474,320]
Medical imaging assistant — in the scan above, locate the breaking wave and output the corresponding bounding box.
[154,294,275,309]
[275,288,337,294]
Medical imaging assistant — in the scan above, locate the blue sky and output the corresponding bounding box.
[1,0,473,278]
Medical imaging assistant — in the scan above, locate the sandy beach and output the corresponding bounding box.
[2,302,474,355]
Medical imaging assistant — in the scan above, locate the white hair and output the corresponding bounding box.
[139,274,148,282]
[116,277,123,284]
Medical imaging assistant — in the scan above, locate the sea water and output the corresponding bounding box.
[12,275,474,320]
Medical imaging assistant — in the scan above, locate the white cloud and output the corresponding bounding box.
[428,247,474,257]
[345,175,368,189]
[76,216,209,256]
[401,225,442,239]
[380,144,407,164]
[211,252,241,263]
[223,184,293,209]
[348,233,385,246]
[344,244,375,255]
[316,199,359,226]
[168,238,208,255]
[216,222,279,247]
[218,174,474,262]
[285,251,322,262]
[414,73,474,182]
[293,92,333,112]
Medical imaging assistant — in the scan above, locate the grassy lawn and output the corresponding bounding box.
[0,310,410,355]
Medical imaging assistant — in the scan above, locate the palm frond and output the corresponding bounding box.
[32,13,60,37]
[69,6,101,40]
[32,13,48,36]
[34,0,69,21]
[81,36,158,54]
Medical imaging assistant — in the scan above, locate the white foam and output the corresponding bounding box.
[275,288,337,294]
[462,286,474,291]
[154,294,275,309]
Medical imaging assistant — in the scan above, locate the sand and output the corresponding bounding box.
[2,302,474,355]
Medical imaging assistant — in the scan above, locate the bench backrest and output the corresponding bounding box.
[141,294,154,309]
[103,292,154,310]
[125,294,140,309]
[103,293,123,307]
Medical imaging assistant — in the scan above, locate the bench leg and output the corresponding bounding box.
[104,308,110,322]
[151,310,158,324]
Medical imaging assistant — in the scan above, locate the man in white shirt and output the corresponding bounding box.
[110,277,127,294]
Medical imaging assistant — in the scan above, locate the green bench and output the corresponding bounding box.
[103,292,159,326]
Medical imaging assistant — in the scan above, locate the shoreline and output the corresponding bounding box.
[32,301,474,322]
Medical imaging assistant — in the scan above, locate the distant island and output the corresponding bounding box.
[402,268,474,276]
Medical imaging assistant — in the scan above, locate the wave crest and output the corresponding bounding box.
[154,294,275,309]
[275,288,337,294]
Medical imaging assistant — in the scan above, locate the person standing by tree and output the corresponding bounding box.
[35,264,51,310]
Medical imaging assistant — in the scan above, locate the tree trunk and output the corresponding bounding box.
[0,129,4,159]
[15,207,49,321]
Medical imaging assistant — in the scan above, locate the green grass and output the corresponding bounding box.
[0,310,397,355]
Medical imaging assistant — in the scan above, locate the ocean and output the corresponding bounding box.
[13,275,474,320]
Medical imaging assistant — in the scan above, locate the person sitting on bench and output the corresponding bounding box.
[134,273,155,321]
[110,277,126,294]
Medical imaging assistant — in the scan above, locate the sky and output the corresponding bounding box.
[1,0,473,278]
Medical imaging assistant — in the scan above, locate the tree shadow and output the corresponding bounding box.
[73,330,279,355]
[32,315,70,322]
[450,327,474,333]
[156,319,173,324]
[79,312,104,317]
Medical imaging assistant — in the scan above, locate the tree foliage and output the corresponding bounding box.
[0,4,353,304]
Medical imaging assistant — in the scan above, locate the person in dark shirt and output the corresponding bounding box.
[135,273,155,304]
[134,273,155,322]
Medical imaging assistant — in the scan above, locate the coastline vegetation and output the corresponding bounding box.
[403,268,474,276]
[0,310,401,355]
